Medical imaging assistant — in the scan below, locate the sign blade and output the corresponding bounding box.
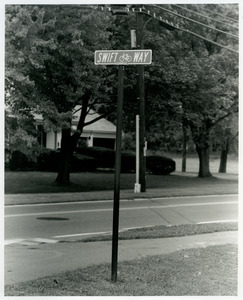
[94,50,152,65]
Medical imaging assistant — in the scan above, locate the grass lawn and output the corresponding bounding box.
[5,170,238,194]
[5,157,238,194]
[4,156,238,194]
[5,244,237,296]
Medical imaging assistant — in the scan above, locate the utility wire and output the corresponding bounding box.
[152,4,239,39]
[139,8,238,55]
[92,6,238,55]
[202,6,238,23]
[172,4,238,30]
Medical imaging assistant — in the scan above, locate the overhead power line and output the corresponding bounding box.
[152,5,239,40]
[172,4,238,30]
[202,6,239,23]
[139,8,238,55]
[91,5,238,55]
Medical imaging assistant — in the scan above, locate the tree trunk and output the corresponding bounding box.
[190,120,212,178]
[55,128,72,185]
[196,145,212,177]
[218,138,229,173]
[55,92,91,186]
[182,123,187,172]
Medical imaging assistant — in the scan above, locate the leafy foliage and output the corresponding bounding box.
[5,4,239,179]
[5,5,119,183]
[146,155,176,175]
[5,110,41,164]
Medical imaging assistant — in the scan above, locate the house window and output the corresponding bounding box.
[37,125,47,147]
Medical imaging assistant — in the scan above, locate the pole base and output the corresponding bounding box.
[134,183,141,193]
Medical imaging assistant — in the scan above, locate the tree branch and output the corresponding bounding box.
[83,108,116,127]
[212,101,238,127]
[71,91,91,150]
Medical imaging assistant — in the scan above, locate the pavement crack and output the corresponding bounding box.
[148,207,170,224]
[170,208,194,223]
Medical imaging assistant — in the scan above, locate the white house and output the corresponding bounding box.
[35,107,117,150]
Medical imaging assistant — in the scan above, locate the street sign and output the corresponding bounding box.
[94,50,152,65]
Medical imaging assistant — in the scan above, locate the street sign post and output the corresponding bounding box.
[111,65,124,282]
[95,49,152,65]
[95,49,152,282]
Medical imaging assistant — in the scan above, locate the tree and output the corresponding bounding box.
[143,4,238,177]
[5,79,41,163]
[212,113,238,173]
[6,4,239,182]
[5,110,40,163]
[5,5,117,184]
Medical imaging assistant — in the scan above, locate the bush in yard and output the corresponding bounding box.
[71,153,97,172]
[37,149,98,172]
[37,149,60,172]
[75,147,175,174]
[76,147,137,172]
[76,147,115,169]
[146,155,176,175]
[121,151,136,173]
[8,150,36,171]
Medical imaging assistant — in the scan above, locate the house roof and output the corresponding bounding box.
[34,106,116,133]
[73,107,116,133]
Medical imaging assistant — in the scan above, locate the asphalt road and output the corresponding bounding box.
[5,194,238,245]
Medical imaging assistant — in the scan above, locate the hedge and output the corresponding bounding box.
[76,146,115,169]
[146,155,176,175]
[8,150,36,171]
[37,149,59,172]
[76,147,136,173]
[71,153,97,172]
[8,147,176,175]
[37,149,97,172]
[76,147,175,175]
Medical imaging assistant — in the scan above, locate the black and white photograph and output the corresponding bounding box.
[2,0,241,297]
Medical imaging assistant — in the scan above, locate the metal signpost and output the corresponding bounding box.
[94,49,152,282]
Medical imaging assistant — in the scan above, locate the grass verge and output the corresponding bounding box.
[5,244,237,296]
[60,222,238,243]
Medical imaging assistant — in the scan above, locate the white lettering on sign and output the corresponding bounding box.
[97,52,119,63]
[95,50,152,65]
[133,51,150,63]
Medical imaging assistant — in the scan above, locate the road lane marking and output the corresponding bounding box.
[5,199,115,208]
[54,231,111,238]
[4,194,238,208]
[54,225,159,238]
[4,238,25,245]
[5,219,238,244]
[5,238,58,246]
[54,220,238,239]
[32,238,58,244]
[198,219,238,224]
[144,194,238,201]
[5,208,113,217]
[5,201,238,218]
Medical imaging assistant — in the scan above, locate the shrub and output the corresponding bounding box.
[122,133,136,151]
[75,147,176,174]
[37,149,98,172]
[71,153,97,172]
[37,149,60,172]
[121,151,136,173]
[146,155,176,175]
[76,147,115,169]
[8,150,36,171]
